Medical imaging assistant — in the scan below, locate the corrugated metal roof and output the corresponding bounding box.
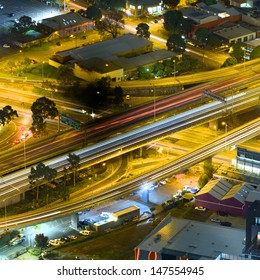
[222,183,254,203]
[195,178,232,200]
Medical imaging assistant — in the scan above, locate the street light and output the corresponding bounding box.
[42,61,45,80]
[150,84,156,121]
[21,135,26,168]
[221,121,228,150]
[242,47,246,71]
[173,59,176,80]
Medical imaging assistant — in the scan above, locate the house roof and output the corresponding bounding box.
[39,12,91,31]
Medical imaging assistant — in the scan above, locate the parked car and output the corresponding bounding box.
[68,235,77,240]
[220,221,232,227]
[195,206,207,211]
[79,230,91,236]
[3,44,10,48]
[48,239,65,246]
[211,218,221,223]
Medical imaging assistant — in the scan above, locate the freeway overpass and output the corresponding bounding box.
[0,68,259,176]
[0,86,259,205]
[0,117,259,230]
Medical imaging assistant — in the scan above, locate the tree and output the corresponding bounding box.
[166,33,186,53]
[195,28,210,43]
[95,18,122,38]
[113,86,124,105]
[163,0,181,9]
[250,46,260,60]
[0,105,18,126]
[28,162,57,203]
[67,153,81,187]
[12,16,35,33]
[56,65,75,86]
[136,23,150,39]
[35,233,48,250]
[86,5,102,20]
[221,57,238,67]
[30,97,59,137]
[163,10,183,33]
[229,42,245,62]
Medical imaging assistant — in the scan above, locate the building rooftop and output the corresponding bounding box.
[137,216,245,259]
[222,183,255,203]
[214,24,255,39]
[238,140,260,153]
[54,33,153,63]
[196,178,233,200]
[127,0,162,6]
[39,11,91,30]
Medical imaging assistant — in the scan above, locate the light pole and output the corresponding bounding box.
[21,135,26,168]
[242,47,246,71]
[173,59,176,79]
[150,84,156,121]
[221,121,228,150]
[42,61,45,80]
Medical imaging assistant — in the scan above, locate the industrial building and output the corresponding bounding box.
[236,141,260,174]
[49,33,174,82]
[135,215,247,260]
[194,178,255,217]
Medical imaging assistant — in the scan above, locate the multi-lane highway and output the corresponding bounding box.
[1,86,259,204]
[0,68,259,175]
[0,116,259,230]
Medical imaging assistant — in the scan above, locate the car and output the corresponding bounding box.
[31,59,37,64]
[3,44,10,48]
[159,180,166,185]
[79,230,91,236]
[13,139,21,145]
[48,239,64,246]
[211,218,221,223]
[60,236,70,242]
[8,13,14,17]
[220,221,232,227]
[195,206,207,211]
[68,235,77,240]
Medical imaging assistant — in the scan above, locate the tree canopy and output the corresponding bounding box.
[250,46,260,60]
[166,33,186,53]
[136,23,150,39]
[86,5,102,20]
[0,105,18,126]
[30,97,59,136]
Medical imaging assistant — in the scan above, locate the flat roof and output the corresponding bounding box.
[137,216,245,259]
[55,33,152,63]
[238,140,260,153]
[113,205,140,217]
[214,24,255,39]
